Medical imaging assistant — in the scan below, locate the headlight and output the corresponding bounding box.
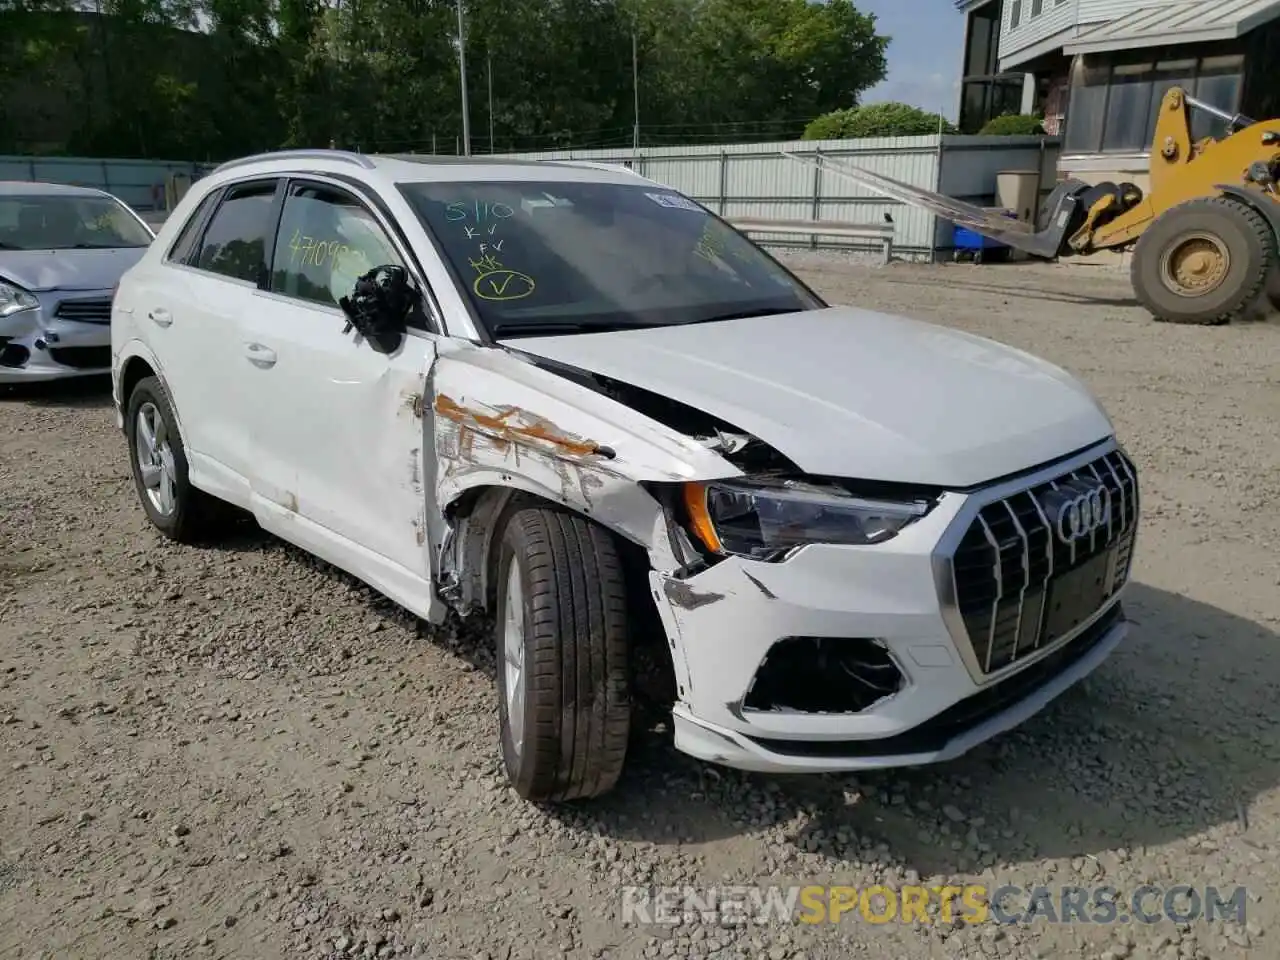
[0,280,38,318]
[682,478,933,561]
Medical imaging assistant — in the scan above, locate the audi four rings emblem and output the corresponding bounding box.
[1056,486,1111,544]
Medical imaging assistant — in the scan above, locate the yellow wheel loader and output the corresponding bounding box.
[783,86,1280,325]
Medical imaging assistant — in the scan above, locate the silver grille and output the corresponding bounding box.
[55,297,113,324]
[950,448,1139,675]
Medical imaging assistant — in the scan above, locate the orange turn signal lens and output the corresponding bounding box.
[682,482,722,554]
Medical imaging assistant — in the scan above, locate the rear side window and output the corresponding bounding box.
[167,190,218,265]
[269,183,403,307]
[195,182,278,284]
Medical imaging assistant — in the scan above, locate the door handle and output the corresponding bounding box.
[148,308,172,327]
[243,342,278,368]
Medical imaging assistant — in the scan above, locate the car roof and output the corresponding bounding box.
[0,180,113,199]
[209,149,650,187]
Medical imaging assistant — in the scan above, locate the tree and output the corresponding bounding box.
[803,101,956,140]
[0,0,894,158]
[667,0,887,132]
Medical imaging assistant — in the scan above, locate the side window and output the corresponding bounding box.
[194,181,278,284]
[270,183,403,307]
[167,190,219,264]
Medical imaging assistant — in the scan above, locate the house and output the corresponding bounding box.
[956,0,1280,192]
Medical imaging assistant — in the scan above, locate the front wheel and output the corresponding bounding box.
[493,505,631,801]
[1131,197,1277,324]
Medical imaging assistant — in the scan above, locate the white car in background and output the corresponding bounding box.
[111,150,1140,802]
[0,181,155,382]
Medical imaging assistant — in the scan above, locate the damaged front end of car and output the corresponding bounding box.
[422,337,946,726]
[425,335,747,630]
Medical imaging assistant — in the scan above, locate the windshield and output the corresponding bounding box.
[0,195,153,251]
[398,179,823,336]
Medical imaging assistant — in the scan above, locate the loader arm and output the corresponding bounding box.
[783,89,1280,270]
[1086,86,1280,251]
[781,151,1075,260]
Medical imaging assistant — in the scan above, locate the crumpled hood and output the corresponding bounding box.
[0,247,148,293]
[503,305,1114,487]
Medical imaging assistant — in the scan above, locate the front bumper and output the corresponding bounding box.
[650,439,1137,774]
[670,607,1125,773]
[0,294,113,384]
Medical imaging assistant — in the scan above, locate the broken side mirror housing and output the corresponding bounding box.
[338,264,417,355]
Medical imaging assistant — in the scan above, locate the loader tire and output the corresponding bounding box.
[1131,197,1276,325]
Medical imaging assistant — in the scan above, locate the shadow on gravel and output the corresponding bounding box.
[164,521,1277,872]
[0,374,113,409]
[547,582,1278,872]
[878,274,1141,309]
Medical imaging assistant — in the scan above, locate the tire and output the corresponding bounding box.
[1131,197,1277,325]
[124,376,219,542]
[493,505,631,802]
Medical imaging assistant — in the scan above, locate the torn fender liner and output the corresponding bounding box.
[434,393,616,460]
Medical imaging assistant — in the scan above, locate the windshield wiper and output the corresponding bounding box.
[490,319,660,337]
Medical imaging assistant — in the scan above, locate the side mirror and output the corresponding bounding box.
[338,264,417,355]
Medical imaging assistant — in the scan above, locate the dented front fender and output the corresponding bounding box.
[429,338,740,550]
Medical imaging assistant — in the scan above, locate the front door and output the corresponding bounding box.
[235,178,440,617]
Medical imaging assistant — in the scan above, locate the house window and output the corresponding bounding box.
[1193,55,1245,139]
[1063,58,1110,152]
[960,77,1025,132]
[1063,50,1244,153]
[1032,0,1044,16]
[964,4,1000,77]
[1101,62,1154,152]
[1011,0,1022,28]
[960,0,1027,133]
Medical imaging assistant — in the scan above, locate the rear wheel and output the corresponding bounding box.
[124,376,220,542]
[1131,197,1277,324]
[493,504,631,802]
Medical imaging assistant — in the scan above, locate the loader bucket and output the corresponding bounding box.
[781,151,1081,260]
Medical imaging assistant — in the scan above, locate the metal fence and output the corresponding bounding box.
[0,155,214,213]
[2,136,1061,259]
[496,135,1061,260]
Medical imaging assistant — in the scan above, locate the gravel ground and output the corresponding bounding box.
[2,258,1278,960]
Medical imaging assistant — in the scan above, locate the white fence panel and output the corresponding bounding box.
[0,155,215,211]
[494,136,947,258]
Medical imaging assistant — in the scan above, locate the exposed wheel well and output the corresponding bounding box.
[120,356,157,410]
[446,484,677,706]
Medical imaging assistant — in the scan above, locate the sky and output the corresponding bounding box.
[856,0,966,121]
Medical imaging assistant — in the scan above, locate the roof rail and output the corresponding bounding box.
[212,149,376,174]
[544,158,650,178]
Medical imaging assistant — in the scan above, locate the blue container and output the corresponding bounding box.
[951,211,1019,262]
[952,224,1007,251]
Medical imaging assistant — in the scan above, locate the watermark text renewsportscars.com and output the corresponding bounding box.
[619,884,1248,927]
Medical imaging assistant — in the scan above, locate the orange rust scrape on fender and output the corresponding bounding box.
[425,340,743,584]
[433,393,607,460]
